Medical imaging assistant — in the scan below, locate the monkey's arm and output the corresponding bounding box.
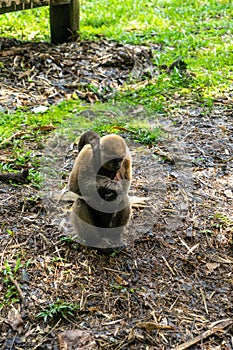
[77,173,122,202]
[69,147,122,201]
[68,145,94,195]
[96,175,123,201]
[78,172,130,203]
[116,157,132,194]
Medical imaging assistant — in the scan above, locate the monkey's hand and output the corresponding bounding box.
[97,178,123,202]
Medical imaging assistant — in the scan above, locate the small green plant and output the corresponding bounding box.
[4,258,22,277]
[2,258,23,304]
[193,157,204,163]
[51,257,66,264]
[13,150,33,166]
[59,236,76,244]
[37,299,80,322]
[210,213,233,229]
[110,284,127,292]
[109,247,125,257]
[132,127,162,145]
[28,169,43,188]
[6,229,14,236]
[200,229,215,236]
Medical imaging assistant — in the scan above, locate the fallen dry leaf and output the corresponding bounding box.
[205,263,220,275]
[57,329,97,350]
[136,321,174,331]
[7,306,24,334]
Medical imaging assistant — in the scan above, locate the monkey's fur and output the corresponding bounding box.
[77,131,101,172]
[68,132,132,248]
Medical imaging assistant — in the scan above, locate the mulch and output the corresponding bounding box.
[0,37,155,109]
[0,38,233,350]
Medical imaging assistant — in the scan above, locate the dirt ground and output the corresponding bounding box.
[0,39,233,350]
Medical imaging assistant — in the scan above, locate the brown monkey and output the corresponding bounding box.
[68,133,132,248]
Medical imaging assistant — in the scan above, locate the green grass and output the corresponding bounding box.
[0,8,50,41]
[0,100,87,142]
[0,1,232,176]
[0,99,161,188]
[0,98,164,145]
[0,0,232,100]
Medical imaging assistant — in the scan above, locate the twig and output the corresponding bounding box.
[0,131,27,147]
[39,233,50,246]
[213,255,233,264]
[9,334,17,350]
[8,275,24,301]
[173,318,233,350]
[200,288,208,314]
[0,156,16,163]
[161,255,175,275]
[169,295,179,311]
[32,319,61,350]
[111,125,137,134]
[178,237,199,255]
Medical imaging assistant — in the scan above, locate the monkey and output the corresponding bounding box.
[69,132,131,202]
[68,133,132,248]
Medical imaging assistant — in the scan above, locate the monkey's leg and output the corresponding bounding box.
[91,208,113,228]
[111,208,130,228]
[107,200,131,245]
[71,198,102,247]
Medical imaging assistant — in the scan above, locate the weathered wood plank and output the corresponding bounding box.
[0,2,46,14]
[49,0,79,44]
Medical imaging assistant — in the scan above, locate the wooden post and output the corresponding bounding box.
[49,0,79,44]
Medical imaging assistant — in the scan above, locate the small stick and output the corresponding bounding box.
[161,255,175,275]
[0,131,27,147]
[8,275,24,301]
[169,295,179,311]
[178,237,199,255]
[200,288,208,315]
[32,319,61,350]
[173,318,233,350]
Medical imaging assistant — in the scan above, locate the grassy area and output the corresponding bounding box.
[0,100,162,186]
[1,0,232,97]
[0,8,50,41]
[0,0,232,182]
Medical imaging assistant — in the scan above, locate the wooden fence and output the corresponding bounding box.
[0,0,80,44]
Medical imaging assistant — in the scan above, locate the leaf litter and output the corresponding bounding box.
[0,37,154,109]
[0,38,233,350]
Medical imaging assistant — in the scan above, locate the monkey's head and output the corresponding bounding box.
[100,134,126,172]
